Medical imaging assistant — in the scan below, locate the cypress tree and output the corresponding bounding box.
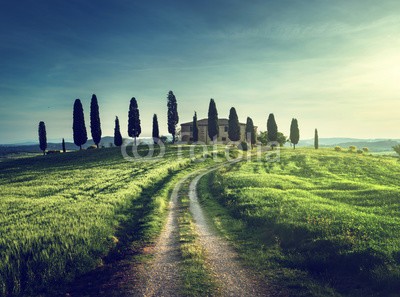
[245,117,256,146]
[128,97,141,146]
[90,94,102,148]
[290,118,300,149]
[152,114,160,144]
[73,99,88,150]
[228,107,240,142]
[167,91,179,143]
[207,98,219,143]
[192,111,199,143]
[62,138,66,153]
[38,121,47,155]
[314,128,319,149]
[267,113,278,148]
[114,116,123,147]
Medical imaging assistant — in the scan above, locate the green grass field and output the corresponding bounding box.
[0,145,223,296]
[200,148,400,296]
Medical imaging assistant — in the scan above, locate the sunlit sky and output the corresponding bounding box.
[1,0,399,143]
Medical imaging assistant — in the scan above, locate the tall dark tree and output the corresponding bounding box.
[267,113,278,148]
[152,114,160,144]
[62,138,66,153]
[207,98,219,143]
[192,111,199,143]
[128,97,141,145]
[38,121,47,155]
[90,94,102,148]
[114,116,123,147]
[73,99,88,150]
[314,128,319,149]
[167,91,179,143]
[245,117,256,147]
[290,118,300,149]
[228,107,240,142]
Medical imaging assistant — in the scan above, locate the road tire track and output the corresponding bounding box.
[139,175,189,297]
[189,167,269,297]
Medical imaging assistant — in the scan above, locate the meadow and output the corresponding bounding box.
[0,144,220,296]
[201,148,400,296]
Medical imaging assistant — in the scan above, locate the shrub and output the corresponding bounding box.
[87,145,97,150]
[46,150,60,155]
[357,149,363,154]
[362,147,369,152]
[349,145,356,152]
[160,135,169,144]
[238,141,248,151]
[334,146,342,152]
[393,144,400,157]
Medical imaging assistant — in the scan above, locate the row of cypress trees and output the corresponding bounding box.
[72,94,103,150]
[39,91,179,152]
[39,92,318,153]
[72,91,179,149]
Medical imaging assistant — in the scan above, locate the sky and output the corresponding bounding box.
[0,0,399,144]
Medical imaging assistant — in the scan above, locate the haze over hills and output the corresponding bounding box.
[1,137,399,156]
[298,138,400,152]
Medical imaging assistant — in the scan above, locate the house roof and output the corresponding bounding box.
[181,118,246,126]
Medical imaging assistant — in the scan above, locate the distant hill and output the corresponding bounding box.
[298,138,400,152]
[0,136,161,156]
[0,137,115,156]
[2,137,399,156]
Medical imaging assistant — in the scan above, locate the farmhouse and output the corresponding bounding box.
[181,118,256,144]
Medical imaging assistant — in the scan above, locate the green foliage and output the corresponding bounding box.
[363,147,369,152]
[167,91,179,143]
[207,149,400,295]
[314,128,319,150]
[334,146,342,152]
[289,118,300,149]
[258,131,287,147]
[90,94,102,148]
[357,149,363,154]
[207,99,219,142]
[72,99,88,150]
[114,116,123,147]
[245,117,256,145]
[267,113,278,142]
[38,121,47,155]
[128,97,141,145]
[228,107,240,142]
[238,141,248,151]
[160,135,168,144]
[276,132,288,147]
[393,144,400,156]
[192,112,199,143]
[349,145,357,152]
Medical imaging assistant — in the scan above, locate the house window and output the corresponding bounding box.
[222,137,226,141]
[224,126,228,132]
